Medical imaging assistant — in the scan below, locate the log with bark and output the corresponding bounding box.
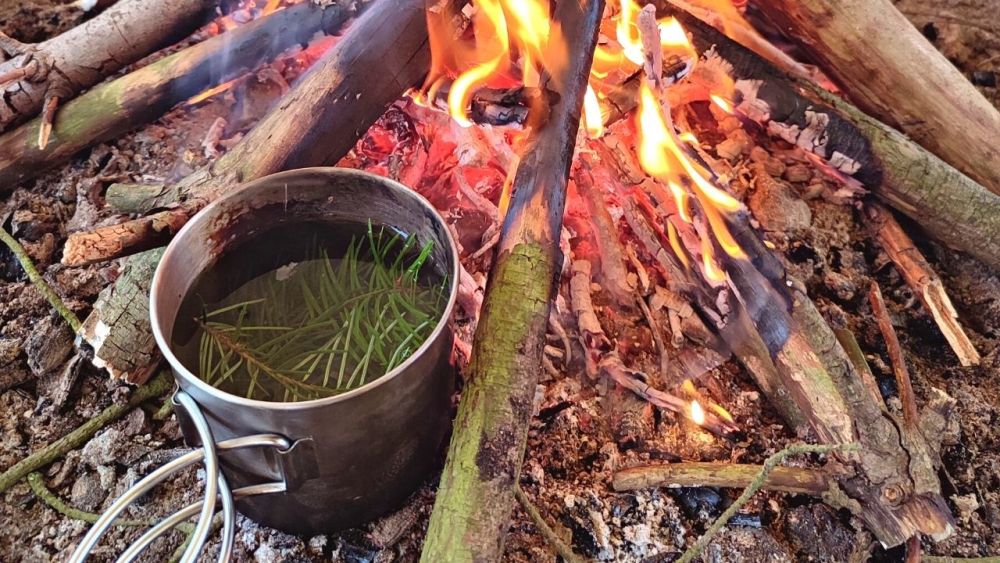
[73,0,433,382]
[613,462,830,496]
[753,0,1000,196]
[0,0,357,189]
[419,0,603,560]
[608,6,1000,270]
[0,0,215,135]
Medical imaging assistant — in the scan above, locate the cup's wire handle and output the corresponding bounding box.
[67,391,293,563]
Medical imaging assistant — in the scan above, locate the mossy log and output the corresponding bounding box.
[0,0,214,133]
[420,0,604,560]
[0,0,356,189]
[74,0,432,382]
[754,0,1000,196]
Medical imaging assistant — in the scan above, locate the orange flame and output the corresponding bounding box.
[583,85,605,138]
[186,78,238,105]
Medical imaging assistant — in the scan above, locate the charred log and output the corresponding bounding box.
[0,0,356,189]
[420,0,604,560]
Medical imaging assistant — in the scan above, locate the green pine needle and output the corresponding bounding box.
[195,225,445,402]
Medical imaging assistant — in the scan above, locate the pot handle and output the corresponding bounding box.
[68,391,295,563]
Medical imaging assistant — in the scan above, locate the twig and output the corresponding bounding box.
[923,557,1000,563]
[676,443,858,563]
[868,282,919,427]
[612,462,830,495]
[27,472,151,527]
[865,203,980,366]
[38,95,59,150]
[832,328,886,411]
[514,486,584,563]
[636,294,668,378]
[906,535,921,563]
[0,226,81,332]
[0,372,173,493]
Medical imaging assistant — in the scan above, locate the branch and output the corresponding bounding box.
[613,461,830,496]
[0,226,80,332]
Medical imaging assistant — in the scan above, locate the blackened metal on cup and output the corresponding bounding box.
[150,168,459,534]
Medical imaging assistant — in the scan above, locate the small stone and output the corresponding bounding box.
[823,271,857,301]
[952,493,980,523]
[801,182,825,200]
[70,471,108,512]
[0,338,30,391]
[783,163,813,183]
[715,139,744,161]
[749,174,812,232]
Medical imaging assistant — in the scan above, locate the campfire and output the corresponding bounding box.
[1,0,999,561]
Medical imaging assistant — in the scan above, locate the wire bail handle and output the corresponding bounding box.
[67,390,300,563]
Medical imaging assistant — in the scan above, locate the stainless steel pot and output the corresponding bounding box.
[72,168,458,561]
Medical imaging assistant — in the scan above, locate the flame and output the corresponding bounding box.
[690,400,706,425]
[583,85,605,139]
[186,78,238,105]
[710,94,733,113]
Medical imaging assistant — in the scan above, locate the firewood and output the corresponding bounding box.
[753,0,1000,196]
[0,1,357,190]
[608,8,1000,270]
[74,0,432,382]
[865,203,980,367]
[0,0,215,133]
[420,1,604,560]
[613,461,830,496]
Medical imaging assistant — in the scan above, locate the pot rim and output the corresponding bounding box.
[150,167,460,412]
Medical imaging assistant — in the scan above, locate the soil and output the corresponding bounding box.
[2,1,999,562]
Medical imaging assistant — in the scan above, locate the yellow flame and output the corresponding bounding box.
[583,85,605,139]
[701,235,727,282]
[710,94,734,113]
[690,400,706,425]
[667,222,691,270]
[616,0,645,66]
[447,0,509,127]
[186,79,238,105]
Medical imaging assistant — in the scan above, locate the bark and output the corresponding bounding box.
[75,0,432,382]
[0,0,356,189]
[865,203,980,367]
[613,462,830,495]
[419,0,603,560]
[0,0,215,132]
[755,0,1000,196]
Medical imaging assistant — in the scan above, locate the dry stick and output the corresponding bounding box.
[0,372,173,493]
[0,226,81,332]
[0,0,357,189]
[420,1,604,560]
[514,486,583,563]
[865,203,980,367]
[0,0,215,133]
[923,557,1000,563]
[612,462,830,495]
[833,328,886,411]
[675,443,857,563]
[753,0,1000,196]
[71,0,433,383]
[868,282,919,428]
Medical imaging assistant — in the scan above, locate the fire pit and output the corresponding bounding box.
[1,0,998,561]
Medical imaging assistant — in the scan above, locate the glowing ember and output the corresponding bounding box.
[186,78,238,105]
[690,400,706,425]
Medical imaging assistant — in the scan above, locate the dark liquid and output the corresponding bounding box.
[171,221,447,402]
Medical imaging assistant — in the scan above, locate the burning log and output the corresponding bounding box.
[754,0,1000,196]
[0,0,357,189]
[607,8,1000,270]
[865,203,980,367]
[420,0,604,560]
[73,0,433,382]
[0,0,215,136]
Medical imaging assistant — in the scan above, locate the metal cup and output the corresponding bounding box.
[149,168,458,535]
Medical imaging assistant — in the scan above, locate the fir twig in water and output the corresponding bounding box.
[196,224,445,402]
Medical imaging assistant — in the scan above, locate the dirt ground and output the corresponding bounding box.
[1,1,998,562]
